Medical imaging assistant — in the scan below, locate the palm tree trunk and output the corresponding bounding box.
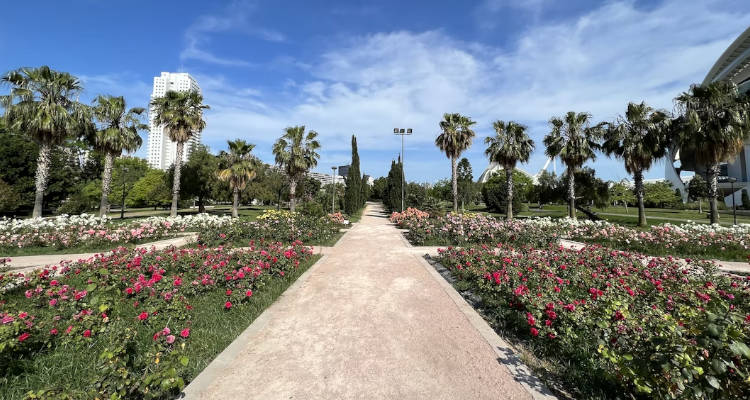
[567,168,576,219]
[698,198,702,213]
[707,164,720,224]
[171,142,184,217]
[289,178,297,212]
[451,156,458,213]
[506,167,514,220]
[32,142,52,218]
[198,194,205,213]
[232,187,239,218]
[634,170,646,227]
[99,152,115,217]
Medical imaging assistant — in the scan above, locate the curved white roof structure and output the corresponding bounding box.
[665,26,750,204]
[478,162,536,184]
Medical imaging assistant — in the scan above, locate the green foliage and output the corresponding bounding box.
[110,157,149,206]
[344,135,364,215]
[181,145,219,211]
[298,201,325,218]
[688,174,709,202]
[384,159,404,212]
[533,170,563,205]
[481,171,525,214]
[456,158,477,209]
[609,181,635,206]
[56,181,101,215]
[644,181,681,208]
[743,189,750,210]
[0,178,21,213]
[406,182,427,209]
[428,179,452,203]
[128,170,171,209]
[272,126,321,211]
[565,167,610,208]
[369,177,386,200]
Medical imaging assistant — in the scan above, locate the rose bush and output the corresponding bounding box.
[438,243,750,399]
[0,240,315,399]
[0,214,233,253]
[199,210,345,247]
[396,208,750,261]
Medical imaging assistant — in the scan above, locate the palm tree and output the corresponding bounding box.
[150,90,209,217]
[1,66,91,217]
[91,95,146,217]
[436,113,476,213]
[675,81,750,224]
[602,102,672,226]
[272,126,320,211]
[485,120,535,220]
[543,111,605,219]
[218,139,257,218]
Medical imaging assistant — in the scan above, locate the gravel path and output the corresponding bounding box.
[183,203,538,400]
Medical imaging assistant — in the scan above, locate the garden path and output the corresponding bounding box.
[183,203,546,400]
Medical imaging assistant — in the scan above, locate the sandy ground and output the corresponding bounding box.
[183,203,533,400]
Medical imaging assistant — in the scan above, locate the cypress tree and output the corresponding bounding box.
[385,157,404,212]
[344,135,362,215]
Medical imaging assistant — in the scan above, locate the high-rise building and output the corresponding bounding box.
[147,72,202,170]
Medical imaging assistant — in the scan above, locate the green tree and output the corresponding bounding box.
[543,111,605,219]
[181,144,219,213]
[534,170,563,207]
[687,174,709,213]
[484,120,535,219]
[344,135,363,214]
[566,167,610,209]
[127,169,170,209]
[217,140,257,218]
[370,177,387,201]
[272,125,321,212]
[384,158,404,212]
[675,81,750,224]
[91,95,146,217]
[609,181,635,212]
[436,113,476,213]
[0,178,21,213]
[1,66,92,217]
[110,157,149,212]
[456,158,475,211]
[150,90,209,217]
[644,181,679,208]
[603,102,672,226]
[406,182,427,209]
[481,171,527,214]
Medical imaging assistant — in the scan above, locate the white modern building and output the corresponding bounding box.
[147,72,202,170]
[666,26,750,203]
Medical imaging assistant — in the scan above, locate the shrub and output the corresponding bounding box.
[480,173,523,214]
[438,245,750,399]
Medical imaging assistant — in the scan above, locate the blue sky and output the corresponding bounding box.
[2,0,750,183]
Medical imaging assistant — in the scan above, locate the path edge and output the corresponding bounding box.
[412,253,558,400]
[180,253,329,399]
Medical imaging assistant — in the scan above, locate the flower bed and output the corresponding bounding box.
[393,211,561,248]
[437,244,750,399]
[394,208,750,261]
[0,241,318,399]
[0,214,233,255]
[199,210,346,247]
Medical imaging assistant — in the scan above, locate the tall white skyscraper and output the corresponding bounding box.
[147,72,202,170]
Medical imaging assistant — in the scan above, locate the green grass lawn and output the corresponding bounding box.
[0,254,321,399]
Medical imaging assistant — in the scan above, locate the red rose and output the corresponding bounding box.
[137,311,148,321]
[245,290,253,297]
[530,328,539,337]
[83,329,91,338]
[180,328,190,338]
[225,301,232,309]
[18,332,30,342]
[50,328,58,335]
[226,289,232,296]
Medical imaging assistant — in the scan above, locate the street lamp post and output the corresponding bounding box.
[393,128,412,212]
[120,166,129,219]
[331,166,337,213]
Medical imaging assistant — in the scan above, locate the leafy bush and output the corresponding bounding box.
[0,242,316,399]
[480,173,524,214]
[298,201,325,218]
[438,244,750,399]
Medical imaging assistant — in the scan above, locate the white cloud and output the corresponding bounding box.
[189,0,750,181]
[180,1,285,67]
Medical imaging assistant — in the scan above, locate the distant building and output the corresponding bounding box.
[666,27,750,203]
[147,72,202,170]
[308,171,345,186]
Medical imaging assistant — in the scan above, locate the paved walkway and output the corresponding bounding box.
[184,203,547,400]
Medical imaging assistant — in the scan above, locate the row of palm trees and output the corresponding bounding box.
[1,66,324,218]
[435,80,750,226]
